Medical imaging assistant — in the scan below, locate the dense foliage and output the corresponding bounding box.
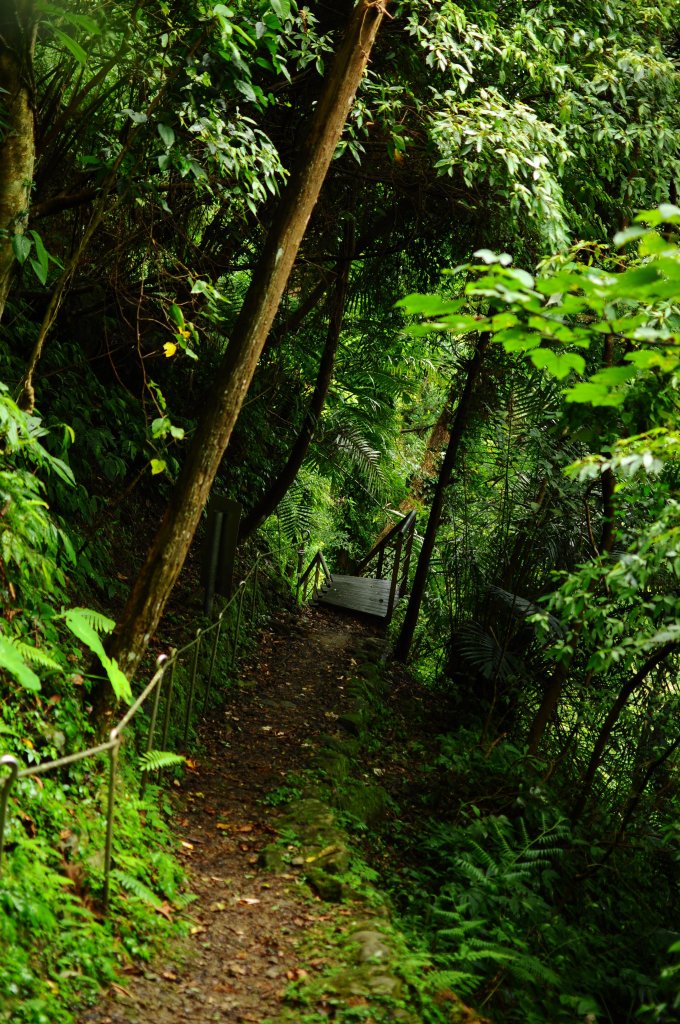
[1,0,680,1020]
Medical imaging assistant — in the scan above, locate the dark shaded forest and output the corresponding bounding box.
[1,1,680,1021]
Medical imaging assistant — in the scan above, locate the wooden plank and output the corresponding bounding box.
[316,574,403,619]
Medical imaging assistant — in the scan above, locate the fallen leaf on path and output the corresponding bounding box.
[285,968,308,981]
[161,971,178,981]
[180,841,194,850]
[190,926,206,936]
[154,901,174,920]
[216,823,230,831]
[209,902,227,912]
[228,963,248,976]
[110,983,135,1000]
[237,897,261,905]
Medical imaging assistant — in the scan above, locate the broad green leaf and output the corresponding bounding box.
[30,257,48,285]
[564,382,625,407]
[151,458,167,475]
[53,28,88,66]
[12,234,32,264]
[530,349,586,379]
[157,123,175,149]
[270,0,290,20]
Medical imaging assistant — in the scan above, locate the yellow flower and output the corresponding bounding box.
[178,327,191,339]
[163,341,177,357]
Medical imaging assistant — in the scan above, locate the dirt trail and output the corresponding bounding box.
[79,606,380,1024]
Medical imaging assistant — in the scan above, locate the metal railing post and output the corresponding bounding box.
[400,522,414,594]
[231,581,246,668]
[184,628,202,748]
[0,756,19,875]
[160,654,177,749]
[103,731,121,911]
[203,611,224,713]
[251,561,260,624]
[141,657,167,796]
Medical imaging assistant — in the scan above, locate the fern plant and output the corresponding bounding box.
[138,750,185,773]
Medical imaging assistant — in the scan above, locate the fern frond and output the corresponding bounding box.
[138,750,185,773]
[110,870,162,908]
[14,641,62,671]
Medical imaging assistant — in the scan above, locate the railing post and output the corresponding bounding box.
[160,654,177,749]
[296,545,305,602]
[376,547,384,579]
[251,560,260,624]
[400,521,415,594]
[203,611,225,713]
[184,628,202,749]
[0,756,19,875]
[103,731,121,912]
[386,531,404,623]
[232,581,246,668]
[141,657,167,796]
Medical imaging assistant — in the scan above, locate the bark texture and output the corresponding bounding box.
[104,0,389,701]
[0,2,36,321]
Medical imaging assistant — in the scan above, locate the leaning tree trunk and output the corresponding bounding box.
[239,222,355,542]
[571,641,679,822]
[0,1,37,322]
[99,0,389,715]
[393,333,490,663]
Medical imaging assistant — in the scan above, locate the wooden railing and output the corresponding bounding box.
[297,550,333,603]
[355,510,416,621]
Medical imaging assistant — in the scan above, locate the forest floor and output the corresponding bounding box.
[77,605,391,1024]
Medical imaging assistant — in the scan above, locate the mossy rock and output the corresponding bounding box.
[349,929,392,964]
[337,709,367,737]
[333,781,392,825]
[315,748,352,781]
[280,797,334,831]
[302,837,351,874]
[327,964,403,1000]
[306,867,344,901]
[258,843,289,873]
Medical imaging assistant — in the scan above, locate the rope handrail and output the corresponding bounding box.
[0,551,272,910]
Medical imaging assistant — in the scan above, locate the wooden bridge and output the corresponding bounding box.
[297,511,416,622]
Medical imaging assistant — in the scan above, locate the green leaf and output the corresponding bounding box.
[564,382,624,407]
[12,234,32,264]
[157,123,175,149]
[168,303,184,326]
[0,635,41,691]
[530,349,585,379]
[270,0,291,20]
[53,28,88,66]
[30,258,48,286]
[62,608,131,704]
[150,458,167,475]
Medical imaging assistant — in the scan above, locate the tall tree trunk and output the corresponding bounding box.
[239,221,355,543]
[0,1,37,322]
[393,333,490,664]
[101,0,389,707]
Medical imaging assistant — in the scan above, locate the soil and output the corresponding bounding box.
[78,606,381,1024]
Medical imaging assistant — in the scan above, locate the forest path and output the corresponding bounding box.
[79,606,381,1024]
